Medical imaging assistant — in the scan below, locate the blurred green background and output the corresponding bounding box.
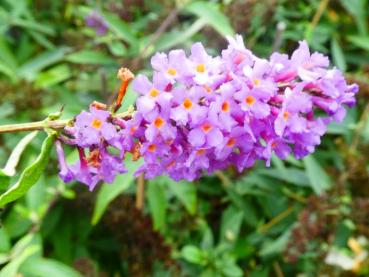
[0,0,369,276]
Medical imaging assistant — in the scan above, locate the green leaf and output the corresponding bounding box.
[184,1,234,37]
[147,181,167,231]
[1,131,38,177]
[65,50,116,65]
[20,258,83,277]
[339,0,367,35]
[0,228,11,253]
[0,171,10,192]
[257,168,310,186]
[153,19,207,55]
[347,35,369,51]
[0,60,16,81]
[35,64,71,88]
[12,18,55,36]
[0,134,55,207]
[220,206,243,243]
[91,157,141,225]
[17,47,70,80]
[102,13,138,47]
[220,257,243,277]
[0,37,17,72]
[303,155,331,195]
[181,245,206,265]
[0,239,40,277]
[331,38,347,71]
[259,229,291,257]
[166,179,196,215]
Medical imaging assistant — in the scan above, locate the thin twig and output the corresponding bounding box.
[0,119,69,134]
[258,206,294,233]
[215,171,232,188]
[272,22,286,52]
[136,174,145,210]
[273,261,285,277]
[140,8,179,58]
[305,0,329,40]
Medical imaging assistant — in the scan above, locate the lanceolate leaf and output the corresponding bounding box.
[303,155,331,195]
[2,131,38,177]
[0,134,55,207]
[184,1,234,37]
[20,258,83,277]
[147,181,167,231]
[91,156,142,225]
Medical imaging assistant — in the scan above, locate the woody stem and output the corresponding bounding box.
[0,110,134,134]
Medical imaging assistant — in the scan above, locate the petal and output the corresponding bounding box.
[136,96,156,114]
[207,128,223,147]
[190,42,209,63]
[274,116,287,136]
[289,115,307,133]
[132,74,152,95]
[188,128,205,147]
[251,101,270,119]
[151,52,168,72]
[170,106,188,125]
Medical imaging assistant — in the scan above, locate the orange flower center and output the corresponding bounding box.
[245,95,255,106]
[253,79,261,86]
[201,123,212,133]
[271,142,278,148]
[149,88,159,97]
[221,101,230,112]
[154,117,165,128]
[283,111,289,121]
[167,68,177,76]
[183,98,193,110]
[226,138,235,147]
[203,85,212,93]
[88,149,101,167]
[130,126,137,135]
[196,64,205,73]
[91,118,103,129]
[148,144,156,152]
[167,160,176,168]
[196,149,206,155]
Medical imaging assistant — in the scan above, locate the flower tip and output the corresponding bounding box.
[117,67,134,82]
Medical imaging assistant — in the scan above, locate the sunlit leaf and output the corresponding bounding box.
[181,245,206,265]
[20,258,82,277]
[1,131,38,177]
[184,1,234,37]
[65,50,116,65]
[0,134,55,207]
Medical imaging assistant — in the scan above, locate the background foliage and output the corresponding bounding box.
[0,0,369,276]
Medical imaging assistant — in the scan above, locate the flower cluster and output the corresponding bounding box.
[57,35,358,188]
[56,106,126,191]
[85,11,109,36]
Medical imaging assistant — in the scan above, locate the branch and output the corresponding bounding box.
[0,109,134,134]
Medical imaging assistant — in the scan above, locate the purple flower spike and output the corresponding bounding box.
[58,35,358,184]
